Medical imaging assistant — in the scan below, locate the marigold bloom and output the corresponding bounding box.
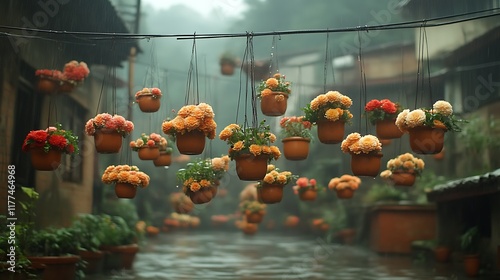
[275,94,285,102]
[190,182,201,192]
[261,88,273,97]
[249,144,262,156]
[233,141,244,151]
[263,174,275,184]
[265,78,279,89]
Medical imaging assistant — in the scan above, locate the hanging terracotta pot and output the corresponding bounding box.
[58,81,76,93]
[189,187,214,204]
[391,171,416,186]
[220,63,235,76]
[433,147,445,160]
[242,223,258,235]
[28,255,81,280]
[350,152,383,177]
[176,130,206,155]
[94,129,122,153]
[282,137,310,160]
[235,154,268,181]
[317,120,345,144]
[408,126,445,154]
[138,146,160,160]
[434,246,451,263]
[463,254,480,277]
[379,139,392,146]
[260,92,289,116]
[299,188,317,201]
[136,94,161,112]
[376,119,404,139]
[335,188,355,199]
[246,211,265,224]
[258,183,284,204]
[153,152,172,166]
[114,183,137,199]
[36,77,59,94]
[30,148,62,171]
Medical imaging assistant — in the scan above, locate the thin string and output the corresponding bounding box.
[249,35,257,128]
[323,29,330,92]
[185,34,200,105]
[357,30,368,133]
[268,34,280,76]
[423,26,433,106]
[112,66,117,115]
[415,21,427,109]
[235,34,250,124]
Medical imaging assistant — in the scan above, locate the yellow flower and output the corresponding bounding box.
[265,78,279,89]
[211,157,225,170]
[269,133,277,143]
[316,94,328,107]
[358,135,382,153]
[433,100,453,116]
[261,88,273,97]
[162,121,173,133]
[405,109,426,128]
[398,153,413,162]
[276,174,287,184]
[392,158,403,167]
[325,91,341,103]
[233,141,244,151]
[341,132,361,153]
[249,144,262,156]
[380,169,392,178]
[396,109,410,132]
[261,145,272,154]
[403,161,415,170]
[270,146,281,160]
[267,164,276,172]
[340,95,352,108]
[324,108,341,121]
[269,170,279,177]
[387,159,395,169]
[415,158,425,170]
[310,98,320,111]
[263,173,275,184]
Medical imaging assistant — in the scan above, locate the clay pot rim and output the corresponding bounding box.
[136,93,162,99]
[282,136,311,143]
[409,125,448,132]
[27,255,81,264]
[263,91,290,98]
[350,152,383,158]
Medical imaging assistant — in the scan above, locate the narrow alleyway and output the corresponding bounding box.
[93,231,493,280]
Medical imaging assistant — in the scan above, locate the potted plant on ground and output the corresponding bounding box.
[460,226,481,277]
[70,214,106,275]
[341,133,383,177]
[177,158,217,204]
[328,174,361,199]
[219,51,237,76]
[292,177,318,201]
[153,135,173,166]
[257,73,291,116]
[395,100,464,154]
[22,124,79,171]
[365,99,403,139]
[85,113,134,153]
[135,87,162,112]
[279,116,313,160]
[381,153,425,186]
[240,200,267,224]
[101,165,150,199]
[257,164,296,204]
[303,90,353,144]
[162,103,217,155]
[130,133,162,160]
[219,120,281,180]
[99,215,140,271]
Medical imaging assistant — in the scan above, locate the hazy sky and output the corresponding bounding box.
[142,0,247,17]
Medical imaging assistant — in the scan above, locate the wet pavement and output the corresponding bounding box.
[96,231,495,280]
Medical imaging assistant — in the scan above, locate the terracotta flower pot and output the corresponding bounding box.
[335,188,355,199]
[350,153,383,177]
[102,244,139,270]
[376,119,404,139]
[94,129,123,153]
[380,139,392,146]
[136,94,161,112]
[176,129,206,155]
[258,183,284,204]
[220,62,235,76]
[79,250,104,274]
[28,255,81,280]
[235,154,268,181]
[434,246,451,263]
[153,152,172,166]
[282,137,310,160]
[30,148,62,171]
[408,126,445,154]
[299,188,317,201]
[36,77,59,94]
[246,211,265,224]
[317,120,345,144]
[115,183,137,199]
[391,171,416,186]
[463,254,480,277]
[242,223,258,235]
[338,228,356,245]
[260,92,288,116]
[189,187,214,204]
[210,184,218,198]
[58,81,76,93]
[138,146,160,160]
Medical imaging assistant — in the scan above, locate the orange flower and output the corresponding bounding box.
[184,116,201,131]
[274,94,285,102]
[261,145,272,154]
[270,146,281,160]
[172,116,186,131]
[233,141,244,151]
[324,108,341,121]
[199,179,211,187]
[249,144,262,156]
[276,174,287,184]
[263,173,274,184]
[190,182,201,192]
[178,105,196,118]
[261,88,273,97]
[219,128,233,141]
[265,78,279,89]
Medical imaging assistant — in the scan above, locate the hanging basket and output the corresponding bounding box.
[235,154,268,181]
[245,211,265,224]
[114,183,137,199]
[58,81,76,93]
[260,92,289,116]
[94,129,123,154]
[258,183,284,204]
[189,187,214,204]
[282,137,310,160]
[350,152,383,177]
[137,146,160,160]
[153,152,172,167]
[136,94,161,112]
[317,120,345,144]
[36,77,59,94]
[242,223,258,235]
[391,171,416,186]
[299,188,317,201]
[30,148,62,171]
[335,188,355,199]
[408,126,445,154]
[176,130,206,155]
[220,62,235,76]
[376,119,404,139]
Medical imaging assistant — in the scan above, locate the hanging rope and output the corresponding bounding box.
[357,30,368,133]
[268,34,280,76]
[323,29,330,92]
[185,33,200,105]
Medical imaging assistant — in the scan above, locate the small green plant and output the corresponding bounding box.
[100,215,137,247]
[26,227,78,256]
[460,226,480,255]
[70,214,105,252]
[363,183,405,205]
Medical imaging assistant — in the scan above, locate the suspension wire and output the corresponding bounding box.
[423,26,433,106]
[185,33,200,105]
[323,29,329,93]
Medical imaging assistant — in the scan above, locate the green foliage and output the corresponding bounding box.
[363,183,405,205]
[70,214,105,252]
[176,158,216,185]
[99,215,137,246]
[26,227,78,256]
[239,200,266,214]
[423,110,465,132]
[460,226,480,254]
[459,114,500,156]
[279,116,313,139]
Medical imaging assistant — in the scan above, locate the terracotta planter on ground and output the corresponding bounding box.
[138,146,160,160]
[258,183,284,204]
[136,94,161,112]
[376,119,404,139]
[235,154,268,181]
[317,120,345,144]
[282,137,310,160]
[176,130,206,155]
[30,148,62,171]
[246,211,265,224]
[408,126,445,154]
[299,188,317,201]
[115,183,137,199]
[434,246,451,263]
[79,250,104,274]
[391,171,416,186]
[260,92,289,116]
[28,255,80,280]
[463,254,480,277]
[335,188,355,199]
[153,152,172,166]
[94,129,123,153]
[102,244,139,270]
[189,187,214,204]
[350,153,383,177]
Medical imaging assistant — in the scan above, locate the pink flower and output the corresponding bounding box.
[309,179,317,186]
[124,121,134,133]
[296,177,309,187]
[147,140,155,147]
[149,133,161,142]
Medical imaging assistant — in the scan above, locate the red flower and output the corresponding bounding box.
[380,101,397,114]
[365,99,381,111]
[309,179,317,186]
[48,135,68,149]
[147,140,155,147]
[66,144,75,154]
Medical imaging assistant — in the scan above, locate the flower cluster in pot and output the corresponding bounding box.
[328,175,361,191]
[258,164,297,188]
[85,113,134,137]
[364,99,402,125]
[380,153,425,179]
[22,123,79,154]
[240,200,266,215]
[101,165,150,188]
[162,103,217,139]
[219,120,281,162]
[129,133,163,151]
[279,116,313,139]
[36,60,90,85]
[292,177,317,195]
[303,90,353,124]
[176,158,217,195]
[211,155,230,183]
[159,135,174,154]
[341,133,382,155]
[395,100,463,132]
[135,87,162,101]
[257,73,291,98]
